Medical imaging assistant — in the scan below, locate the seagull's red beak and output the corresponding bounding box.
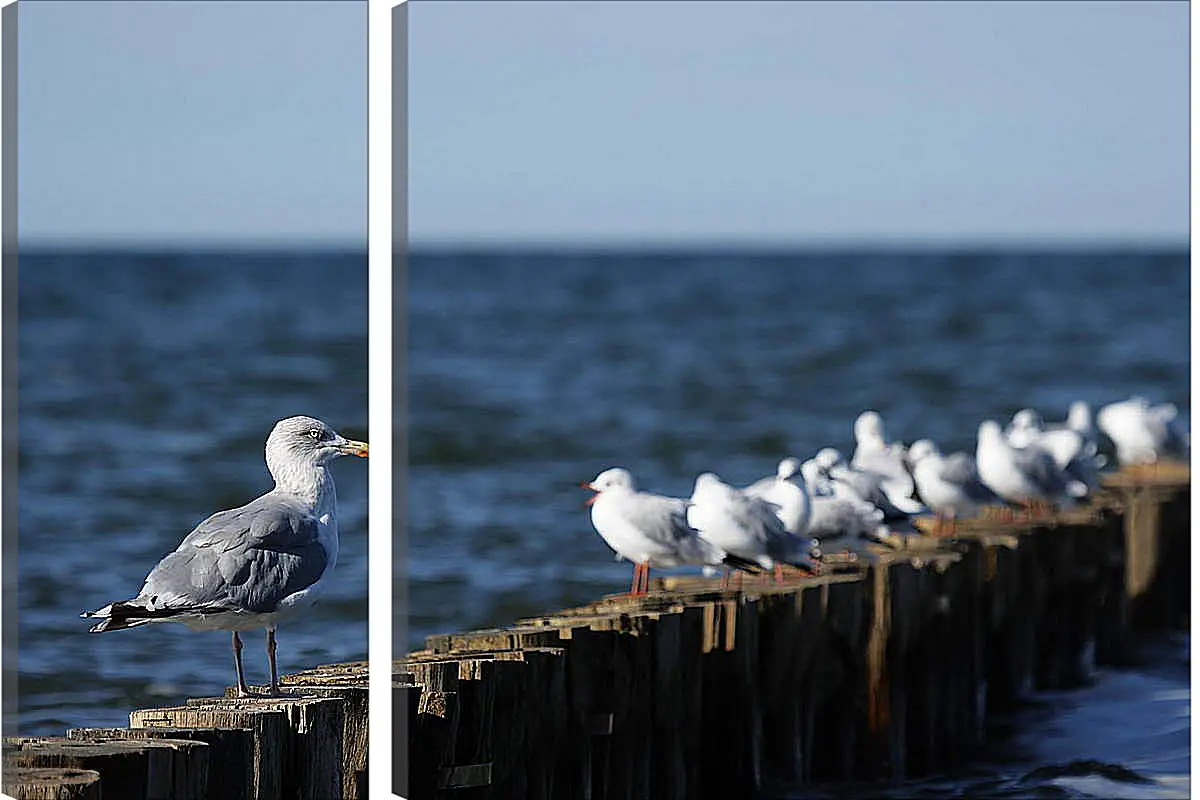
[580,481,599,506]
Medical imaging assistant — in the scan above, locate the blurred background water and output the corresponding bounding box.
[406,247,1189,799]
[17,250,368,734]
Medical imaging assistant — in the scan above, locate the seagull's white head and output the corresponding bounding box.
[978,420,1004,446]
[266,415,368,473]
[777,457,801,481]
[581,467,635,505]
[854,410,885,444]
[799,459,823,486]
[690,472,727,503]
[814,448,843,471]
[1067,401,1092,432]
[907,439,939,465]
[1010,408,1043,432]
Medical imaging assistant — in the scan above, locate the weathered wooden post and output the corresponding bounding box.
[2,766,101,799]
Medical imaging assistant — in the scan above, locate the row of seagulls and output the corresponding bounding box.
[1097,397,1189,466]
[583,396,1187,593]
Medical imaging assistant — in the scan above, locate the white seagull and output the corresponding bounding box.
[908,439,998,534]
[976,420,1083,514]
[688,472,820,582]
[851,410,918,505]
[743,457,813,536]
[1097,397,1189,466]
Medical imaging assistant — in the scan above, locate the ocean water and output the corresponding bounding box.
[16,250,368,734]
[793,634,1190,799]
[406,248,1189,797]
[14,248,1188,795]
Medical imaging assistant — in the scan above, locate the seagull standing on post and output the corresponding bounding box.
[82,415,368,697]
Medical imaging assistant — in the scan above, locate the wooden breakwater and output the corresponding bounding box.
[3,661,367,800]
[397,463,1189,799]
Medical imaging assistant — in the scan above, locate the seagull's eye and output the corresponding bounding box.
[308,428,323,440]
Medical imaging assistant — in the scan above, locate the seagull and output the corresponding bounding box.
[851,410,918,505]
[799,459,888,541]
[581,467,757,595]
[908,439,998,534]
[688,472,820,582]
[976,420,1082,515]
[1005,408,1045,449]
[1063,401,1107,466]
[82,416,369,697]
[1006,405,1103,489]
[816,447,926,519]
[1097,397,1189,466]
[743,457,813,536]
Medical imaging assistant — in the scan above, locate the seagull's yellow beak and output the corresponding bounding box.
[339,439,369,458]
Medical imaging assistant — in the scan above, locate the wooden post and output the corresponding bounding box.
[4,737,207,800]
[225,662,370,800]
[130,696,342,800]
[67,726,252,800]
[2,767,101,799]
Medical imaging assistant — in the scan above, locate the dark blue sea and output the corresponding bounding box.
[17,250,368,734]
[406,248,1189,799]
[13,248,1188,796]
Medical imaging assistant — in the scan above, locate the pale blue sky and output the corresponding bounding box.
[19,1,366,248]
[409,1,1188,246]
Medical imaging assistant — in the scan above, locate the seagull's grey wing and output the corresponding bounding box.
[623,493,693,543]
[738,493,820,567]
[626,492,724,563]
[939,453,977,486]
[834,468,882,504]
[942,453,999,503]
[139,496,328,615]
[722,493,781,546]
[1010,446,1067,496]
[808,495,883,538]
